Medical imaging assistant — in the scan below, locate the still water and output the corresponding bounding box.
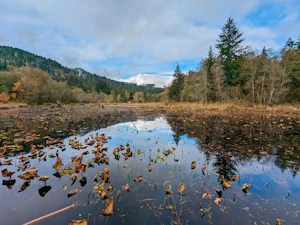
[0,114,299,225]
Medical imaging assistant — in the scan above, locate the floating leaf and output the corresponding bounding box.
[3,159,12,165]
[93,174,98,181]
[134,176,143,182]
[202,192,212,199]
[293,165,297,172]
[61,166,75,175]
[93,181,105,193]
[18,174,31,181]
[38,151,45,157]
[123,183,130,191]
[17,164,30,172]
[148,164,152,172]
[137,149,143,155]
[1,169,15,178]
[63,184,68,190]
[75,163,86,173]
[191,161,196,169]
[101,189,108,199]
[48,152,56,158]
[103,199,114,215]
[101,168,110,174]
[53,157,63,170]
[155,157,164,162]
[222,177,231,189]
[69,220,88,225]
[68,188,82,197]
[39,176,50,182]
[102,173,109,181]
[19,181,31,192]
[241,183,251,192]
[232,175,240,181]
[214,198,221,205]
[72,156,82,167]
[70,173,77,181]
[107,186,113,192]
[178,183,186,193]
[166,184,172,195]
[276,219,282,225]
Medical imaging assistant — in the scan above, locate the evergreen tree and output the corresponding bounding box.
[128,91,134,101]
[216,17,245,86]
[143,87,148,102]
[285,37,295,49]
[168,64,185,101]
[261,46,268,57]
[205,46,216,102]
[296,36,300,49]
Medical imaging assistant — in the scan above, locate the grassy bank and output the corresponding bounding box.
[137,102,300,116]
[1,102,300,120]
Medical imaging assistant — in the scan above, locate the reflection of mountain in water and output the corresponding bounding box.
[166,112,300,177]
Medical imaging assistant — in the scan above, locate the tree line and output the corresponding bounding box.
[168,17,300,103]
[0,46,163,104]
[0,67,163,104]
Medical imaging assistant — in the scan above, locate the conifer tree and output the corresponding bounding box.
[216,17,245,86]
[205,46,216,102]
[168,64,185,101]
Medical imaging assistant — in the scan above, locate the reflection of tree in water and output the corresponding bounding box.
[168,115,185,145]
[274,147,300,178]
[213,151,239,187]
[166,112,300,176]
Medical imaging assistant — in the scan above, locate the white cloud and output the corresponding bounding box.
[93,67,121,79]
[118,74,173,88]
[0,0,299,81]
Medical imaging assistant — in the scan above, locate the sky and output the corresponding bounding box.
[0,0,299,87]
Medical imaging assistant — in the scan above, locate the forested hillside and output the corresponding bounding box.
[0,46,163,104]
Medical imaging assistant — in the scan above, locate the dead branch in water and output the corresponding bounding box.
[23,202,78,225]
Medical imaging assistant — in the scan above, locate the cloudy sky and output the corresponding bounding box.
[0,0,299,87]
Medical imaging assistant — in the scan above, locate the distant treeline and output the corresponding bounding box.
[0,46,163,104]
[168,17,300,104]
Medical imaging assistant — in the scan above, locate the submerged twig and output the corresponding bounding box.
[23,202,78,225]
[139,198,157,203]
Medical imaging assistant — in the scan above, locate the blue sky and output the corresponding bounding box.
[0,0,299,87]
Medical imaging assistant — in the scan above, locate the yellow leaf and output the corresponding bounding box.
[178,183,186,193]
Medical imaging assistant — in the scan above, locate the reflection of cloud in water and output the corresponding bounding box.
[118,117,170,131]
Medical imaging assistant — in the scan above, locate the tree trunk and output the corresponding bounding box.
[204,69,208,104]
[251,70,255,103]
[261,72,265,103]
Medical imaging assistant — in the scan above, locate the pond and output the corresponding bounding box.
[0,112,300,225]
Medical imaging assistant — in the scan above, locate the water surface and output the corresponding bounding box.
[0,114,299,225]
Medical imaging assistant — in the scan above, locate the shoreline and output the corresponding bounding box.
[0,102,299,120]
